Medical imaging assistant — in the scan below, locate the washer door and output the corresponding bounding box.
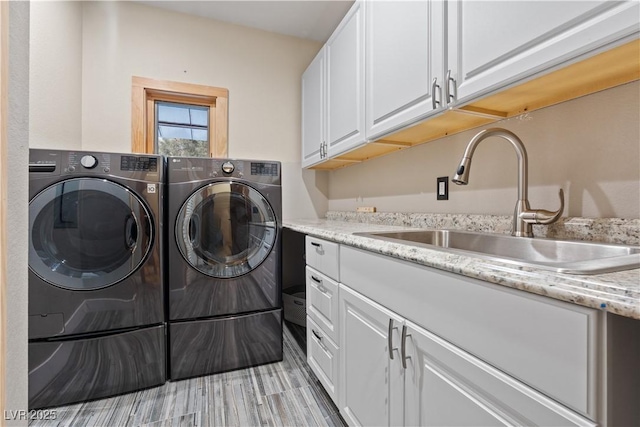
[176,181,277,278]
[29,178,153,290]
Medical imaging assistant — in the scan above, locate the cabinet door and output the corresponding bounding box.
[404,320,596,427]
[448,0,640,104]
[326,0,365,158]
[365,0,445,140]
[339,285,404,427]
[301,47,325,168]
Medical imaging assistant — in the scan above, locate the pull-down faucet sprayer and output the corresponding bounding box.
[452,128,564,238]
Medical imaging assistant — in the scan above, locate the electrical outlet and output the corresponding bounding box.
[437,176,449,200]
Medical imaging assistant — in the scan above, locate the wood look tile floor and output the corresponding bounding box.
[30,322,346,427]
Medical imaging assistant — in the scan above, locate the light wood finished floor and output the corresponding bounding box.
[29,322,345,427]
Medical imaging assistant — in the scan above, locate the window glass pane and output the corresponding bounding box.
[158,104,191,125]
[158,125,192,140]
[190,108,208,126]
[156,101,210,157]
[157,137,209,157]
[192,129,208,141]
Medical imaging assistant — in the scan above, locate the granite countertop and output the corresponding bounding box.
[284,218,640,320]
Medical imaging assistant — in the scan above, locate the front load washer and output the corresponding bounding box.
[166,157,282,380]
[28,149,166,409]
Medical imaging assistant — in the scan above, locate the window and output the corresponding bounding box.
[156,102,209,157]
[131,76,228,157]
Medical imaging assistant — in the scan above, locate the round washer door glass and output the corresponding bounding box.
[29,178,153,290]
[176,182,277,278]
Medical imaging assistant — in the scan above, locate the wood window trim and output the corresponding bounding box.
[131,76,228,157]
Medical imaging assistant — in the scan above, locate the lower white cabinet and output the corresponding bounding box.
[299,235,639,425]
[339,284,596,427]
[338,285,404,427]
[305,236,342,406]
[340,246,599,418]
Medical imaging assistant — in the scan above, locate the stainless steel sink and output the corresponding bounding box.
[353,229,640,274]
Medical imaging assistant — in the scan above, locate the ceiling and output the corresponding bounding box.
[136,1,355,42]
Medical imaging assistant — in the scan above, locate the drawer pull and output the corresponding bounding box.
[311,275,322,284]
[388,319,398,360]
[401,325,411,369]
[311,242,321,247]
[312,329,323,341]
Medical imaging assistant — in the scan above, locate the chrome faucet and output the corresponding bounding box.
[452,128,564,237]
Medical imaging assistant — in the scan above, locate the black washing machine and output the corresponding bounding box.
[166,157,282,380]
[28,149,166,409]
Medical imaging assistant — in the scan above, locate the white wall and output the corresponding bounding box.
[29,1,82,150]
[329,81,640,219]
[7,1,29,424]
[28,1,329,220]
[79,1,328,220]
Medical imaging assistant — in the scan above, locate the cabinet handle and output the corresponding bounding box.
[401,325,411,369]
[311,275,322,284]
[431,77,441,109]
[446,70,457,105]
[319,142,324,158]
[312,329,323,341]
[323,141,328,158]
[310,242,321,247]
[388,319,398,360]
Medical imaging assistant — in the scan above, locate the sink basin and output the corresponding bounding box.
[353,229,640,274]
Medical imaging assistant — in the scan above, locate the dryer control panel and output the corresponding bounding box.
[167,157,281,186]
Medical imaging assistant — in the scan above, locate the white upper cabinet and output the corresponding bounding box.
[301,47,325,168]
[448,0,640,104]
[365,0,445,140]
[302,0,638,169]
[326,0,366,158]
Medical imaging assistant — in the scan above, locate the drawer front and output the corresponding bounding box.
[340,246,600,418]
[306,266,339,343]
[307,316,339,405]
[306,236,339,281]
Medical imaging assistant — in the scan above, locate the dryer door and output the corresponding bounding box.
[29,178,153,290]
[176,181,277,278]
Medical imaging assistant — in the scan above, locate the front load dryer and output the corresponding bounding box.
[166,157,282,380]
[28,149,166,409]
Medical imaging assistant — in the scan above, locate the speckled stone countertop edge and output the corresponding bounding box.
[283,219,640,320]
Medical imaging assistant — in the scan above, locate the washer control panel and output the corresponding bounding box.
[29,150,163,182]
[250,162,279,176]
[66,152,111,173]
[120,155,159,172]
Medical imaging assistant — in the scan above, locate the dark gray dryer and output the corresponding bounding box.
[28,149,165,409]
[166,157,282,380]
